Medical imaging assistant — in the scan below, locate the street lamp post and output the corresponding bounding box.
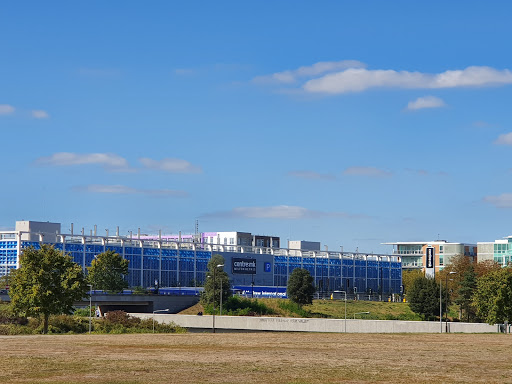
[445,271,457,333]
[212,264,225,333]
[220,278,223,316]
[339,290,347,333]
[354,311,370,319]
[88,284,93,334]
[153,309,169,333]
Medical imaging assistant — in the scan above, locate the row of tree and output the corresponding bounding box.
[8,245,129,333]
[406,255,512,324]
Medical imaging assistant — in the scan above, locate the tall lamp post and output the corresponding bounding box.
[88,284,93,334]
[440,271,457,333]
[445,271,457,333]
[212,264,224,333]
[340,290,347,333]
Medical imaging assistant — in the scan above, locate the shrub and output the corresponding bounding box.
[73,307,93,317]
[223,296,275,316]
[278,300,311,318]
[48,315,90,334]
[104,310,141,327]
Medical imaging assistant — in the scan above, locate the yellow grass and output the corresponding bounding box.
[0,333,511,383]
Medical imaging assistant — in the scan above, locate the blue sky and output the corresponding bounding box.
[1,1,512,253]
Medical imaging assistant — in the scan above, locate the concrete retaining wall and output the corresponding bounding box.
[134,313,499,333]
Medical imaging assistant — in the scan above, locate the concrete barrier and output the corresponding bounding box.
[133,313,498,333]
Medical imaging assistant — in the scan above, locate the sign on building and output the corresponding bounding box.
[232,258,256,274]
[426,247,435,278]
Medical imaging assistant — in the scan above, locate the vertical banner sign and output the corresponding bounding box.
[426,247,435,278]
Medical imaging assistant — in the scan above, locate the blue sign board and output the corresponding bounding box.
[264,262,271,273]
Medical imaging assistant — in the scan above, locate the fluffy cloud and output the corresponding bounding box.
[253,60,366,84]
[31,110,50,119]
[483,193,512,208]
[0,104,15,115]
[139,157,202,173]
[36,152,130,170]
[406,96,446,110]
[287,170,335,180]
[73,184,188,197]
[303,66,512,94]
[202,205,366,220]
[343,166,392,178]
[494,132,512,145]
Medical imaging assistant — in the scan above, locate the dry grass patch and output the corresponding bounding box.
[0,333,511,383]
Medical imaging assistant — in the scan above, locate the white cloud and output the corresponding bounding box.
[139,157,202,174]
[483,193,512,208]
[0,104,15,115]
[288,170,335,180]
[36,152,130,170]
[202,205,367,220]
[343,166,392,178]
[74,184,188,197]
[303,66,512,94]
[494,132,512,145]
[31,110,50,119]
[253,60,366,84]
[406,96,446,110]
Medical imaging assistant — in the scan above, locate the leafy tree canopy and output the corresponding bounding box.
[455,265,478,322]
[408,276,445,321]
[473,267,512,325]
[287,268,316,306]
[87,250,129,293]
[401,270,424,295]
[201,254,231,309]
[9,245,88,333]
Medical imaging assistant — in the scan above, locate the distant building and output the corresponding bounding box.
[383,240,477,277]
[0,220,402,295]
[288,240,321,251]
[477,235,512,266]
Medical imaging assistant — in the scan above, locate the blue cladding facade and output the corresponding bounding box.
[0,237,402,295]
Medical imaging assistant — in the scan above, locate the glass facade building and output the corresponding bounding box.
[0,223,402,295]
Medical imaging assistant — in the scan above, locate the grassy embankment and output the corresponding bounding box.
[181,297,424,321]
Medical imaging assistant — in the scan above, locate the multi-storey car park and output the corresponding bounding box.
[0,221,402,298]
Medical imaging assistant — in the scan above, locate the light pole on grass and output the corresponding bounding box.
[353,311,370,319]
[88,284,93,334]
[153,309,169,333]
[445,271,457,333]
[339,290,347,333]
[212,264,224,333]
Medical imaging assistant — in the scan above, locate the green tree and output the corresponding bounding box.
[0,271,12,289]
[473,267,512,325]
[287,268,316,306]
[9,245,88,334]
[401,269,424,295]
[455,265,478,322]
[201,254,230,310]
[408,276,446,320]
[87,250,129,293]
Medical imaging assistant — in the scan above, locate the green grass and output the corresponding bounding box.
[255,298,423,320]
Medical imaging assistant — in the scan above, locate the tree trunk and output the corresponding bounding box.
[43,313,49,334]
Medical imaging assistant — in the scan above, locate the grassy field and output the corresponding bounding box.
[181,298,423,321]
[0,332,511,383]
